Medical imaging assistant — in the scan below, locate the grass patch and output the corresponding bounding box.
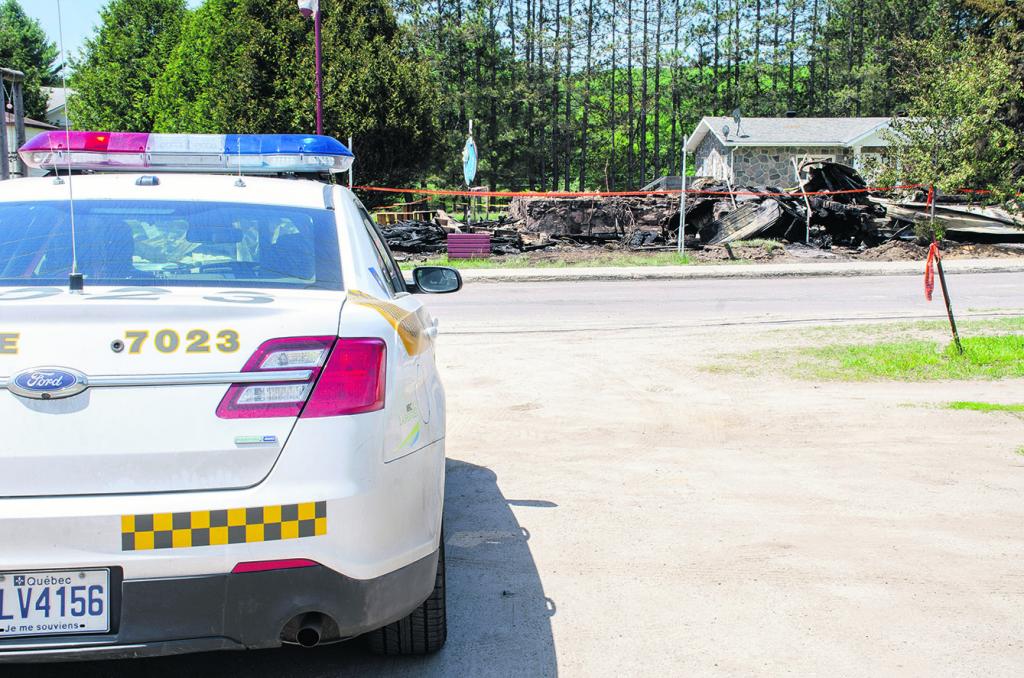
[400,252,693,270]
[1018,447,1024,457]
[798,334,1024,381]
[947,401,1024,413]
[706,316,1024,381]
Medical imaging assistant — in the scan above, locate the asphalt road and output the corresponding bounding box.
[426,272,1024,334]
[12,272,1024,677]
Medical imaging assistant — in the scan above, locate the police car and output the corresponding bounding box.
[0,132,460,661]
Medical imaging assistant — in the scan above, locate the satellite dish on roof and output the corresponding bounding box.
[732,107,746,137]
[722,124,731,139]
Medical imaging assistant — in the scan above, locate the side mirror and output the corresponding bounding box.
[411,266,462,294]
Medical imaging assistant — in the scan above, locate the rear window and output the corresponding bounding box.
[0,200,342,290]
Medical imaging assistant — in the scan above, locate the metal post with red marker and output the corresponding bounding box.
[924,185,963,355]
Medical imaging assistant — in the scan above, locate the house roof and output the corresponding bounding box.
[684,117,893,152]
[43,86,74,113]
[4,112,58,130]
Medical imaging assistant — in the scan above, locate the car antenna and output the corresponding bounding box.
[55,0,82,292]
[235,137,245,187]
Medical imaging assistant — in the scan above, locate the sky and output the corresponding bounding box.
[22,0,203,63]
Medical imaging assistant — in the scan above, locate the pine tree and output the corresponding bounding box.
[70,0,187,131]
[149,0,438,188]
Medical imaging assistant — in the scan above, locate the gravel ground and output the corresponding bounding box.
[14,276,1024,678]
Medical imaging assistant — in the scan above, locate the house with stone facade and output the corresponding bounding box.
[684,117,893,186]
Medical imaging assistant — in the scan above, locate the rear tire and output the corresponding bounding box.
[366,537,447,655]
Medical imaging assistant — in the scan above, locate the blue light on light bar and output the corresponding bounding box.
[19,132,355,175]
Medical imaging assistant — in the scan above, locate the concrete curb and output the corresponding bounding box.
[458,258,1024,284]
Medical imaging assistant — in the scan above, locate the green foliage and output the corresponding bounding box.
[149,0,235,133]
[0,0,59,120]
[149,0,438,187]
[44,0,1024,195]
[823,0,958,117]
[880,31,1023,199]
[69,0,187,131]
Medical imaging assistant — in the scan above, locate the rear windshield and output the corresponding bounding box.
[0,200,342,290]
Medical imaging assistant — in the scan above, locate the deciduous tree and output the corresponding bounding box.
[0,0,59,120]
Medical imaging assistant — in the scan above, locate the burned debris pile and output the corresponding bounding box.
[499,163,895,251]
[380,221,448,254]
[381,220,530,258]
[506,195,678,240]
[380,162,1022,258]
[875,191,1024,244]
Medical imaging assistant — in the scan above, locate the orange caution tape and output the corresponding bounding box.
[354,184,927,199]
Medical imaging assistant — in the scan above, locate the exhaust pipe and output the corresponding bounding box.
[295,613,324,648]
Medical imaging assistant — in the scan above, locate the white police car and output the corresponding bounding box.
[0,132,460,661]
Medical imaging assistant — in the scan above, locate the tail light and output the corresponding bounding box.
[217,336,386,419]
[302,339,387,418]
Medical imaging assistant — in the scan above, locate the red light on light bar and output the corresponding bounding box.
[231,559,320,574]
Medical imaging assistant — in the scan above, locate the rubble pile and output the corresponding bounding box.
[381,220,530,258]
[380,221,448,253]
[506,195,678,239]
[875,194,1024,244]
[503,163,895,250]
[380,162,1023,258]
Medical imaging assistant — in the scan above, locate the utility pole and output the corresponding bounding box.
[1,67,27,180]
[678,136,687,255]
[0,71,8,180]
[297,1,323,135]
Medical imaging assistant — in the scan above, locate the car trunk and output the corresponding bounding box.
[0,286,344,497]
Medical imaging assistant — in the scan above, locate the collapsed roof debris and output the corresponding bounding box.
[874,196,1024,244]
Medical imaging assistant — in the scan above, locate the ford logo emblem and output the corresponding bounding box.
[8,367,89,400]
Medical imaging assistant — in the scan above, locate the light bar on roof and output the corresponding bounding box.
[18,132,354,175]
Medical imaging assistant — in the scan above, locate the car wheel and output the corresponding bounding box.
[366,535,447,655]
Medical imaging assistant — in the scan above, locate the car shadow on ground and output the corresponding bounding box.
[12,458,557,678]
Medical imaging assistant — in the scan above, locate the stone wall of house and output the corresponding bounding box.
[732,146,854,186]
[693,133,730,180]
[692,136,881,186]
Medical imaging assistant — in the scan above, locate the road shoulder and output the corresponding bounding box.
[458,258,1024,283]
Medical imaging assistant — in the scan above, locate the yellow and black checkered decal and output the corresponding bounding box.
[121,501,327,551]
[349,289,431,356]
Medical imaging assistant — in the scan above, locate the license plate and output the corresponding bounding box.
[0,569,110,639]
